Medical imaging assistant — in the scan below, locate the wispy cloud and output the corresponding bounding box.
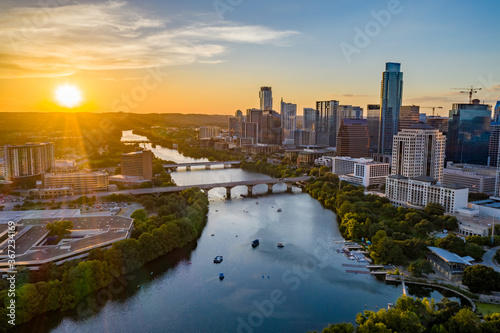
[0,1,300,78]
[342,94,368,97]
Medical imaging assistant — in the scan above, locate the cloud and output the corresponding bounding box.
[0,1,299,78]
[342,94,368,97]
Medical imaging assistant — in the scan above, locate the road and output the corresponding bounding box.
[480,246,500,273]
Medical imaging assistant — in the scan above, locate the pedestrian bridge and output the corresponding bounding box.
[163,161,241,171]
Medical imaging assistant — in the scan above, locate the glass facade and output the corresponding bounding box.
[446,103,491,165]
[379,62,403,154]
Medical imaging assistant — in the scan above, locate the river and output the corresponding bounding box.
[16,131,462,333]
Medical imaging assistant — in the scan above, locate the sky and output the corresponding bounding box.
[1,0,500,116]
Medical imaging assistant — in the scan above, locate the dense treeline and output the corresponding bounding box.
[312,295,500,333]
[0,189,208,330]
[241,160,303,178]
[304,174,486,268]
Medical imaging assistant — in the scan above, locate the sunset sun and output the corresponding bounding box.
[55,84,83,108]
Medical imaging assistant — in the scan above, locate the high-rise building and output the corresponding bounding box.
[494,101,500,122]
[488,123,500,167]
[446,99,491,165]
[281,99,297,145]
[336,119,370,158]
[391,123,446,182]
[261,110,281,144]
[337,105,363,137]
[4,142,55,181]
[379,62,403,154]
[121,150,153,180]
[294,129,316,146]
[367,104,380,151]
[303,108,319,131]
[398,105,420,131]
[316,100,339,146]
[426,116,449,135]
[244,122,259,144]
[228,116,243,137]
[235,109,243,118]
[199,126,220,139]
[246,108,263,143]
[259,87,273,111]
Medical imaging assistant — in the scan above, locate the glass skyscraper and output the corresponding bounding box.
[494,101,500,122]
[378,62,403,154]
[446,100,491,165]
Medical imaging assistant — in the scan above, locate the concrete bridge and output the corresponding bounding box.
[163,161,242,171]
[42,176,310,203]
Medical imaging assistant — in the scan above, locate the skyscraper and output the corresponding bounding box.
[316,100,339,146]
[259,87,273,111]
[281,99,297,145]
[446,99,491,165]
[398,105,420,131]
[303,108,319,131]
[391,123,446,182]
[4,142,55,181]
[488,123,500,167]
[337,105,363,138]
[379,62,403,154]
[367,104,380,151]
[336,119,370,158]
[121,150,153,180]
[246,108,263,143]
[494,101,500,122]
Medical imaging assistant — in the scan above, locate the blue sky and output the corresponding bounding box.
[1,0,499,115]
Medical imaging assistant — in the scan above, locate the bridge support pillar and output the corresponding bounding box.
[205,165,211,170]
[267,183,273,194]
[186,166,191,171]
[247,185,253,197]
[286,183,293,193]
[224,164,229,169]
[226,187,232,199]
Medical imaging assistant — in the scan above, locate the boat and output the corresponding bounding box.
[219,273,224,280]
[213,256,223,263]
[252,239,260,247]
[277,208,282,212]
[277,243,284,248]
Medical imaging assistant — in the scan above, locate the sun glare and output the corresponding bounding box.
[55,84,83,108]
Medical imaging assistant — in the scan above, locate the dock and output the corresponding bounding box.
[346,270,371,274]
[342,264,367,268]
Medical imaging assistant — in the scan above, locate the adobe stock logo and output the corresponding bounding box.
[340,0,408,64]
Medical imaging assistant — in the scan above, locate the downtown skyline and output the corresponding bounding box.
[1,0,500,115]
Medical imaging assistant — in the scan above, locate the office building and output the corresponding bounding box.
[0,158,5,179]
[303,108,319,132]
[379,62,403,154]
[391,123,446,182]
[228,116,243,138]
[43,171,109,193]
[494,101,500,122]
[446,99,491,165]
[332,157,389,188]
[443,163,496,195]
[316,100,339,146]
[489,123,500,167]
[281,99,297,145]
[386,175,468,213]
[336,119,370,158]
[426,116,449,134]
[246,108,263,143]
[259,87,273,111]
[261,110,281,144]
[244,122,259,144]
[367,104,380,151]
[121,150,153,180]
[294,129,316,146]
[398,105,420,131]
[337,105,362,136]
[4,142,55,181]
[235,109,243,118]
[199,126,220,140]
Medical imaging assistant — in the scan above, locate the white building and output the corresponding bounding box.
[332,156,389,188]
[386,175,468,213]
[281,99,297,145]
[391,123,446,182]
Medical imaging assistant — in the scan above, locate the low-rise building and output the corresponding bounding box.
[385,175,468,213]
[332,157,389,188]
[427,246,473,281]
[443,163,496,195]
[29,187,74,199]
[43,171,109,193]
[242,144,281,155]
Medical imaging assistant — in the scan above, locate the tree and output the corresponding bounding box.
[446,308,480,333]
[408,259,435,277]
[131,209,147,221]
[425,202,445,216]
[46,220,73,240]
[462,265,500,293]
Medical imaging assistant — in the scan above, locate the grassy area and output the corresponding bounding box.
[477,302,500,316]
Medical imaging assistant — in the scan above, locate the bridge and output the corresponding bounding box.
[163,161,242,171]
[42,176,310,202]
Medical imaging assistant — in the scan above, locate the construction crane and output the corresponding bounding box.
[422,106,443,117]
[452,86,482,104]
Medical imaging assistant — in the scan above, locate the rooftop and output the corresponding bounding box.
[408,122,434,130]
[428,247,472,265]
